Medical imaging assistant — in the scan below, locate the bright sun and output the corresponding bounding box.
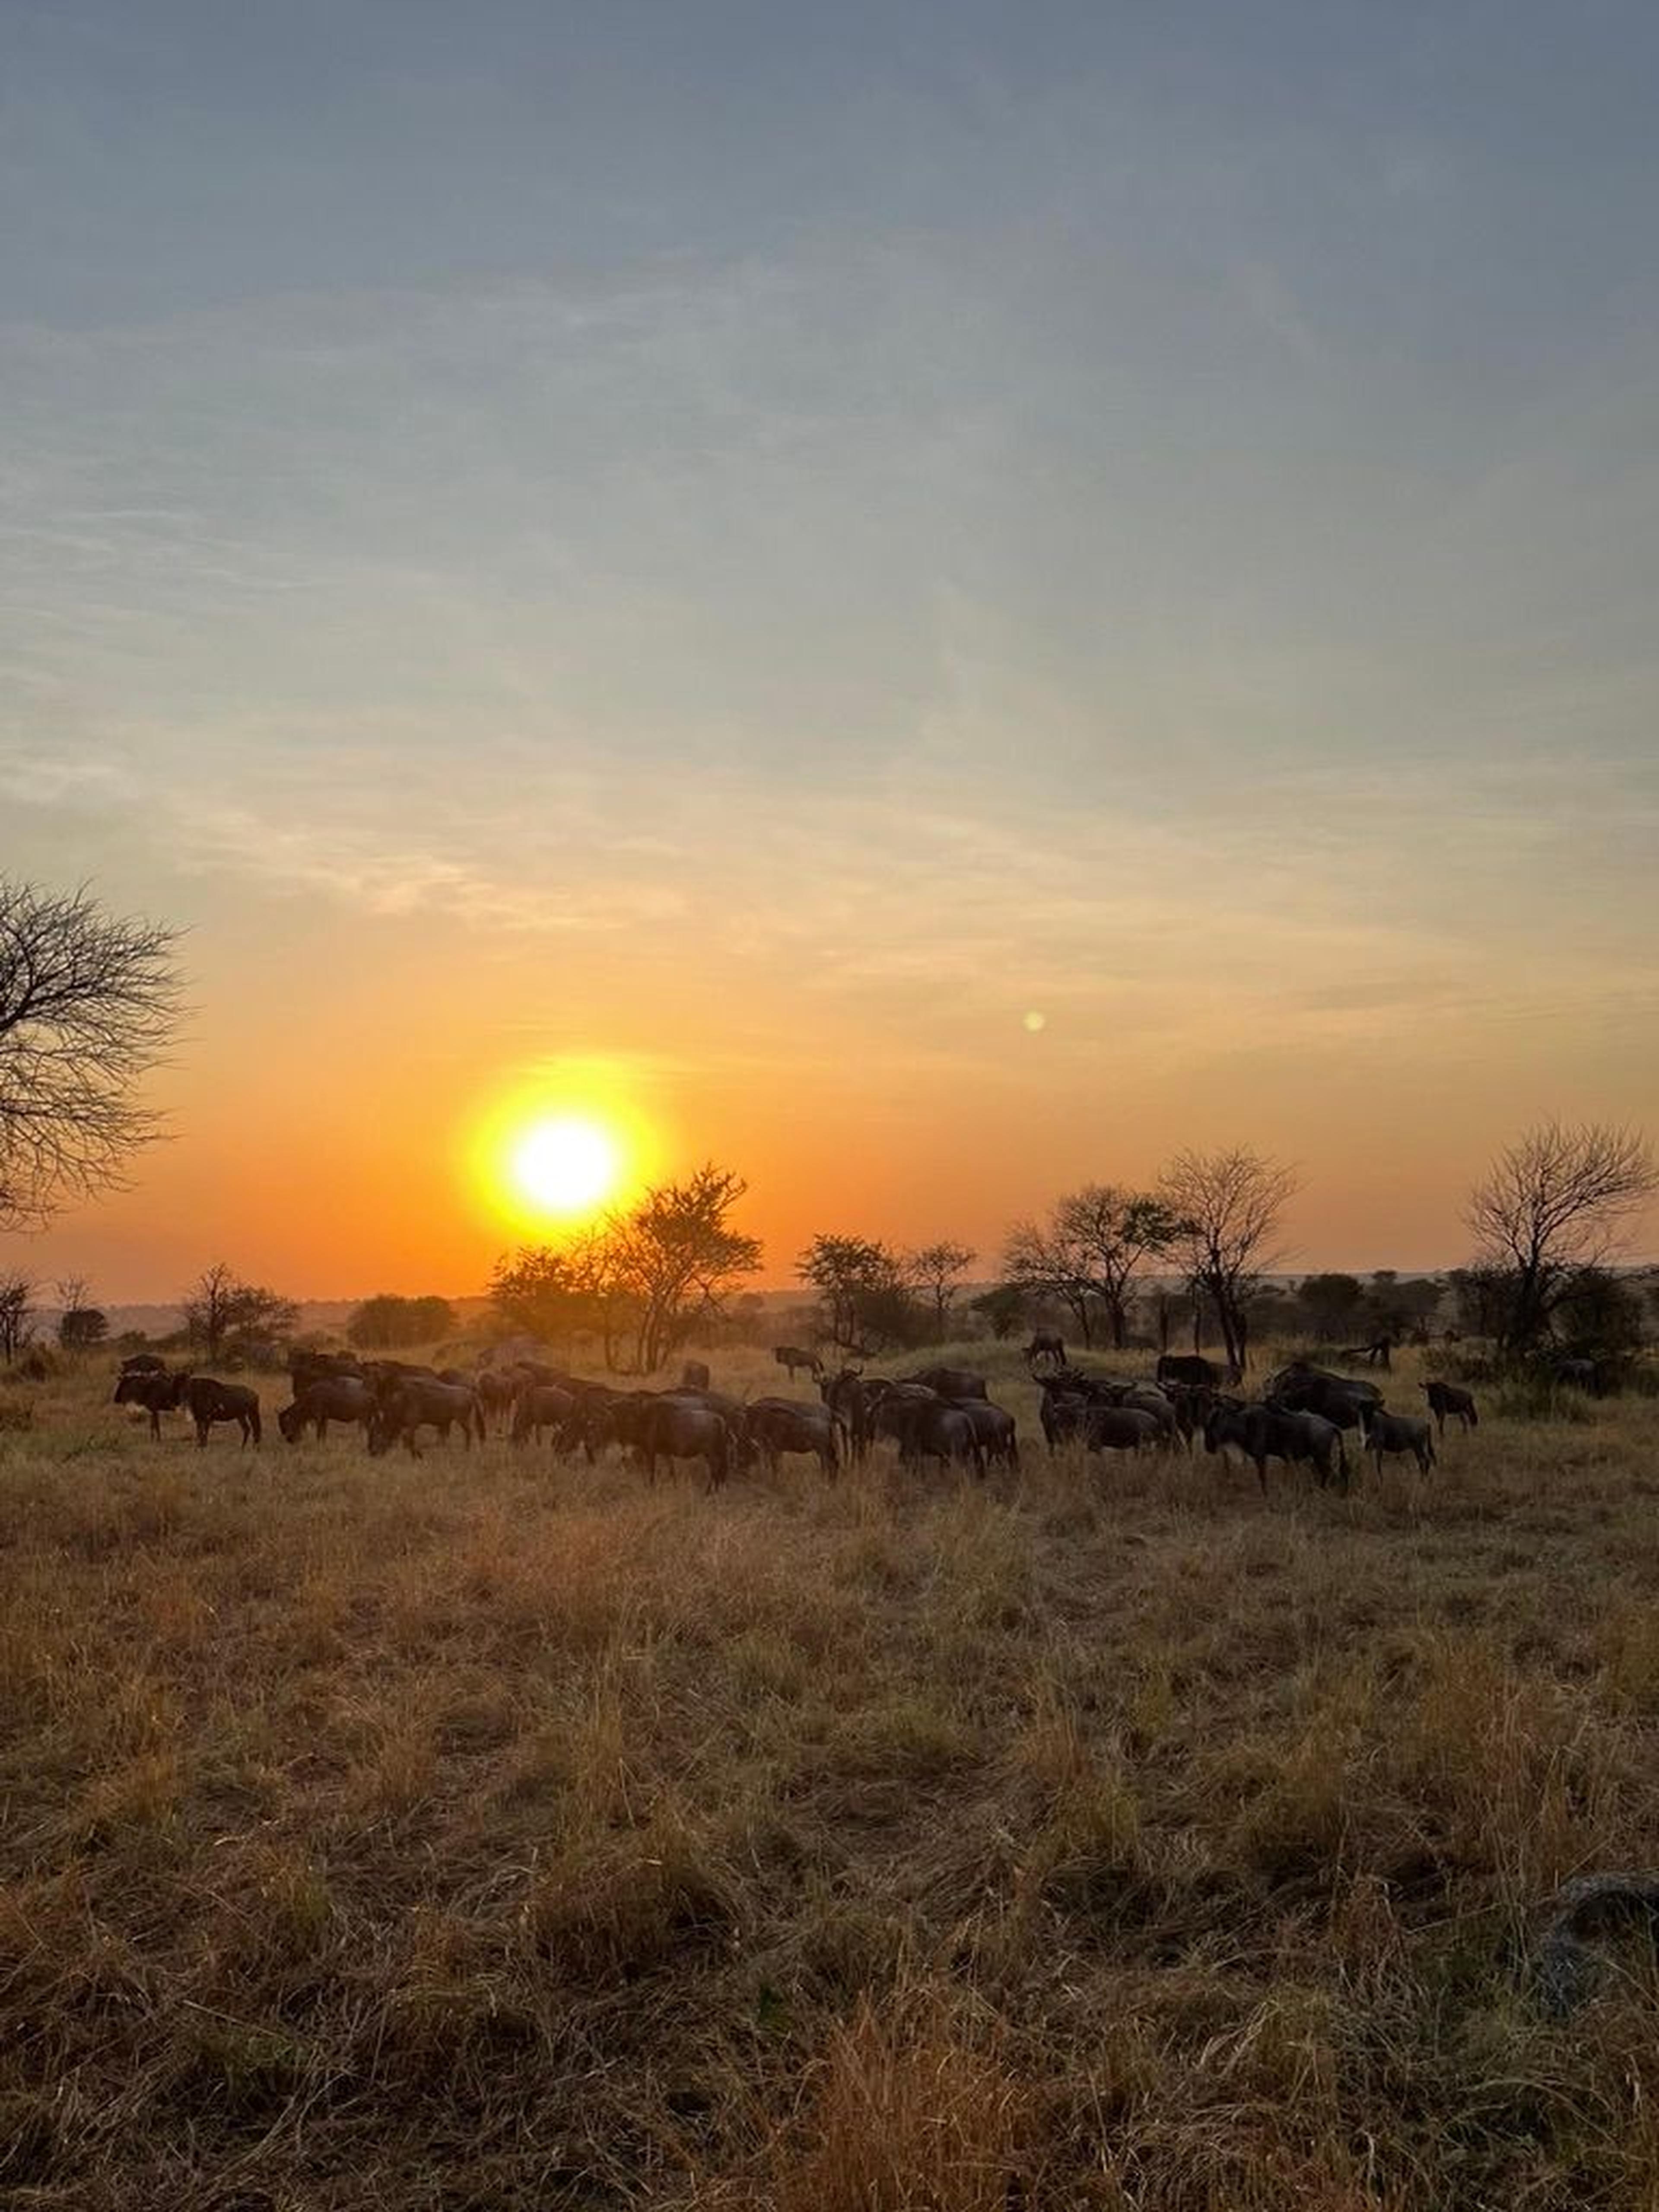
[509,1115,622,1217]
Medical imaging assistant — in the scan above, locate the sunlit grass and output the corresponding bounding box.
[0,1339,1656,2204]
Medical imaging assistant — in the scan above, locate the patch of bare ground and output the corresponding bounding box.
[1,1343,1657,2206]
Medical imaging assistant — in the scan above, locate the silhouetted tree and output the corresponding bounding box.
[1004,1185,1177,1349]
[615,1164,762,1373]
[908,1240,976,1339]
[346,1294,458,1350]
[1465,1120,1655,1354]
[0,1273,34,1361]
[968,1284,1027,1341]
[1160,1147,1300,1372]
[798,1235,921,1355]
[182,1263,299,1362]
[0,880,182,1228]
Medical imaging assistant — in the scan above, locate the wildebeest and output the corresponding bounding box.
[1023,1332,1066,1371]
[1157,1353,1240,1390]
[1555,1357,1599,1394]
[118,1352,168,1377]
[632,1397,734,1489]
[1265,1364,1382,1431]
[773,1345,822,1380]
[369,1379,484,1458]
[277,1377,376,1443]
[473,1368,519,1432]
[113,1367,178,1439]
[746,1397,839,1480]
[1083,1405,1164,1456]
[509,1382,577,1447]
[873,1394,984,1475]
[1358,1404,1436,1475]
[953,1399,1020,1472]
[176,1376,262,1449]
[900,1364,989,1401]
[1423,1379,1478,1436]
[818,1367,885,1461]
[680,1360,711,1391]
[1203,1402,1347,1492]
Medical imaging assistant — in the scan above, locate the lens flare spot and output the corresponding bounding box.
[1023,1010,1047,1033]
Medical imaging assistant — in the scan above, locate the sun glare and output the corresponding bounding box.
[507,1115,622,1218]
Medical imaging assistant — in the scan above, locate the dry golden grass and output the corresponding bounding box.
[0,1339,1657,2207]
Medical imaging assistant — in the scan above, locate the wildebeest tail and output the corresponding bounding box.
[250,1404,263,1445]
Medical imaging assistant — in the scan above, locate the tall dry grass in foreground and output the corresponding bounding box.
[1,1343,1658,2208]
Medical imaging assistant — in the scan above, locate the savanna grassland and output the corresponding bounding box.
[3,1344,1659,2210]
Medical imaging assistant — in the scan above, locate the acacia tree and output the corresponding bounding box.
[908,1240,976,1340]
[1159,1147,1300,1373]
[797,1235,919,1355]
[489,1231,634,1369]
[0,880,182,1229]
[182,1262,300,1362]
[1003,1185,1176,1349]
[614,1163,762,1373]
[1465,1120,1655,1354]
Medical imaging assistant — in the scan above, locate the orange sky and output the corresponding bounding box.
[6,8,1659,1302]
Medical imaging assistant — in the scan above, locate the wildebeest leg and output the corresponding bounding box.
[1253,1451,1268,1495]
[195,1418,210,1448]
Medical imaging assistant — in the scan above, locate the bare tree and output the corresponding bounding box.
[1159,1147,1301,1372]
[614,1164,763,1373]
[1465,1120,1655,1354]
[0,880,183,1229]
[908,1240,976,1340]
[1003,1185,1176,1349]
[182,1263,300,1363]
[0,1273,34,1362]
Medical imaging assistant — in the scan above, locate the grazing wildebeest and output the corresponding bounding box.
[472,1369,519,1433]
[369,1379,484,1458]
[1120,1382,1182,1448]
[509,1382,577,1447]
[634,1397,734,1489]
[773,1345,822,1381]
[1555,1358,1599,1394]
[1084,1405,1164,1456]
[1266,1364,1382,1431]
[900,1365,989,1401]
[1157,1353,1240,1390]
[1423,1380,1478,1437]
[1023,1332,1066,1372]
[873,1394,984,1476]
[113,1367,180,1439]
[818,1367,887,1462]
[747,1397,839,1480]
[953,1399,1020,1471]
[1203,1402,1346,1492]
[1357,1404,1436,1475]
[175,1376,262,1449]
[680,1360,711,1391]
[278,1377,376,1443]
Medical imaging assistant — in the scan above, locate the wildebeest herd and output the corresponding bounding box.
[104,1341,1504,1498]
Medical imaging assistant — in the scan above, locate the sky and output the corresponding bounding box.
[3,0,1657,1301]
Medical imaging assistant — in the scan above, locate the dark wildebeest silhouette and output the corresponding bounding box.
[773,1345,822,1381]
[1023,1332,1066,1372]
[1203,1402,1346,1492]
[1555,1357,1599,1394]
[369,1379,484,1458]
[278,1378,376,1443]
[1266,1364,1382,1432]
[1083,1405,1164,1456]
[510,1382,577,1447]
[872,1393,984,1475]
[1157,1353,1239,1390]
[113,1367,179,1439]
[953,1399,1020,1472]
[173,1375,262,1449]
[746,1397,839,1480]
[1358,1404,1436,1475]
[680,1360,711,1391]
[1423,1380,1478,1436]
[629,1396,735,1489]
[900,1365,988,1401]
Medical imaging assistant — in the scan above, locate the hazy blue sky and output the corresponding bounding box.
[4,1,1656,1294]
